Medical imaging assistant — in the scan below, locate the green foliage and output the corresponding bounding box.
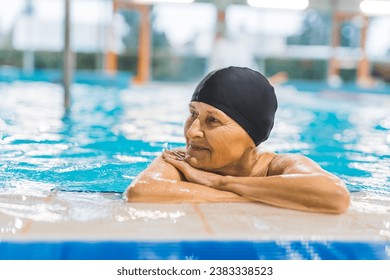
[34,51,62,69]
[0,49,23,67]
[263,58,327,81]
[152,55,206,82]
[117,53,138,73]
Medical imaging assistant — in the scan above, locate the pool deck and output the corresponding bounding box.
[0,190,389,242]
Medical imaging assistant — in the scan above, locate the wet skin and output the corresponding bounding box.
[125,102,350,214]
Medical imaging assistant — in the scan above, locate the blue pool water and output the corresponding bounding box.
[0,81,390,260]
[1,81,389,198]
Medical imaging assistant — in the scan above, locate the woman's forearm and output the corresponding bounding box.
[217,174,350,213]
[125,179,250,203]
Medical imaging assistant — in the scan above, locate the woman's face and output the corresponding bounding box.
[184,101,254,171]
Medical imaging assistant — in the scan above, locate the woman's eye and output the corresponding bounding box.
[190,111,197,118]
[207,117,219,124]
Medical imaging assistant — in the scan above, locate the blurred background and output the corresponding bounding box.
[0,0,389,87]
[0,0,389,200]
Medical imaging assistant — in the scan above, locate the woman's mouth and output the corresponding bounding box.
[188,144,209,152]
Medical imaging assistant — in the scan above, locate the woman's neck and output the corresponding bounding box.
[213,147,262,177]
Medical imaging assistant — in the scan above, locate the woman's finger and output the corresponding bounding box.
[163,153,183,165]
[162,151,175,160]
[164,153,191,170]
[162,150,174,157]
[163,150,185,161]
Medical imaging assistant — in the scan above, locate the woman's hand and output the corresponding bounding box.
[162,150,222,188]
[125,151,249,203]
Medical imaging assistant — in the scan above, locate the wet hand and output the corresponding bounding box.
[162,150,222,188]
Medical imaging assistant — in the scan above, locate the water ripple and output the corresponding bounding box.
[0,82,389,211]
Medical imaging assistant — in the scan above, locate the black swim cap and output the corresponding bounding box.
[191,66,277,146]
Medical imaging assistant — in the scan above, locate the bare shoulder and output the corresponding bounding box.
[267,153,329,176]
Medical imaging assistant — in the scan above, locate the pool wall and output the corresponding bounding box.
[1,240,389,260]
[0,192,389,260]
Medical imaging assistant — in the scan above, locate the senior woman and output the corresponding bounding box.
[124,66,350,214]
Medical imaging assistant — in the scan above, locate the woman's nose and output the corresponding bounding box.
[186,118,204,139]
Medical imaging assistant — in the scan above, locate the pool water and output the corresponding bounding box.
[1,81,390,260]
[0,81,389,204]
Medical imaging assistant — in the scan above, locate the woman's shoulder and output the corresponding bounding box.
[255,147,310,176]
[256,146,276,160]
[257,146,307,163]
[265,152,324,176]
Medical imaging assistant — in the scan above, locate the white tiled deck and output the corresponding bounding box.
[1,190,389,242]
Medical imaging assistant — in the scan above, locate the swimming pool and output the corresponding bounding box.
[0,81,389,259]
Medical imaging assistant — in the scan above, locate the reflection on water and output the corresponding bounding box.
[0,82,389,213]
